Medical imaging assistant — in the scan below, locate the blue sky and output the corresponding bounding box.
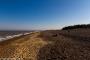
[0,0,90,30]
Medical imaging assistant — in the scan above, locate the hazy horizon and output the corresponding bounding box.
[0,0,90,30]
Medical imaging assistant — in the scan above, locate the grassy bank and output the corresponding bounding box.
[0,29,90,60]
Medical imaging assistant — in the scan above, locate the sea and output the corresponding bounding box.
[0,31,33,41]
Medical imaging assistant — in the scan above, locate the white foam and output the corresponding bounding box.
[0,32,31,42]
[23,33,30,35]
[0,37,6,41]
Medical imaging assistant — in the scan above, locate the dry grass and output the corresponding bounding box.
[38,29,90,60]
[0,32,49,60]
[0,29,90,60]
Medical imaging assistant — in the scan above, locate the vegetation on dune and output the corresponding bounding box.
[0,27,90,60]
[0,32,49,60]
[62,24,90,30]
[38,29,90,60]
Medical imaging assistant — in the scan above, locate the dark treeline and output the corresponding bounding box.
[62,24,90,30]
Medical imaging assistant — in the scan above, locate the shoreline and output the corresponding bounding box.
[0,32,32,42]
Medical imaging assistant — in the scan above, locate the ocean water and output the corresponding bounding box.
[0,31,32,41]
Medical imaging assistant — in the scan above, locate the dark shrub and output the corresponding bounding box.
[62,24,90,30]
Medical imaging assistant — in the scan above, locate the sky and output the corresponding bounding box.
[0,0,90,30]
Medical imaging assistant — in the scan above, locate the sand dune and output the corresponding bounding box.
[0,29,90,60]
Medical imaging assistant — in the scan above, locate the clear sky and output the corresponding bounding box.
[0,0,90,30]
